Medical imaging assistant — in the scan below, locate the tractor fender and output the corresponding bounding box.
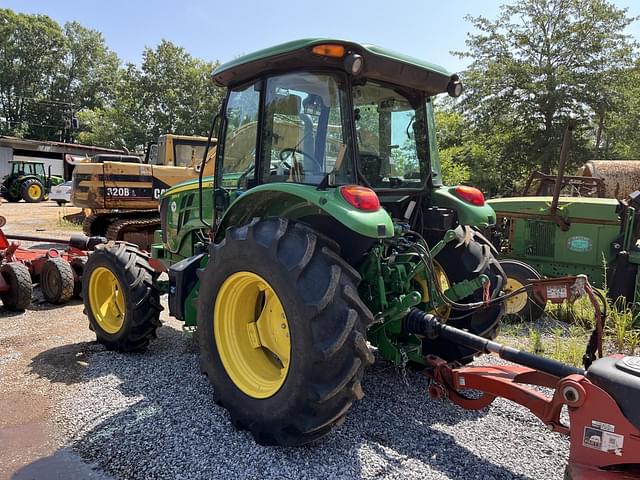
[431,186,497,228]
[214,183,394,242]
[16,174,43,184]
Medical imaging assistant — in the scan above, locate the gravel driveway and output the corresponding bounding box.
[1,200,570,479]
[36,303,570,480]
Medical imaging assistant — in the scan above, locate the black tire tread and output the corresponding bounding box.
[83,242,162,351]
[198,218,374,446]
[20,178,44,203]
[428,225,506,361]
[0,262,33,310]
[70,256,87,297]
[41,257,75,304]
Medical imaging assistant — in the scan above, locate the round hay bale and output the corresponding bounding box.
[578,160,640,198]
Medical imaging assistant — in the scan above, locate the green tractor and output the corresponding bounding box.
[0,160,64,203]
[81,39,507,446]
[488,124,640,320]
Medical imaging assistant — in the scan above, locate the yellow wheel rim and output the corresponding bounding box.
[415,261,452,320]
[28,184,42,200]
[88,267,126,334]
[214,271,291,399]
[503,277,528,314]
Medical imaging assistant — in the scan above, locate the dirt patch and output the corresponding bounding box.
[0,291,102,479]
[0,200,83,239]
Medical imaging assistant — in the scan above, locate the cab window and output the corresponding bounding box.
[260,72,354,186]
[220,83,260,189]
[353,81,428,189]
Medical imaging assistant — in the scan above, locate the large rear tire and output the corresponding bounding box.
[425,226,506,361]
[197,218,374,446]
[0,262,32,310]
[21,179,44,203]
[40,257,75,304]
[82,242,162,351]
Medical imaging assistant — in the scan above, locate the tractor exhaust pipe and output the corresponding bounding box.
[404,308,585,378]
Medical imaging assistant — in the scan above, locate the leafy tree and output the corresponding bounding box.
[80,40,224,150]
[456,0,637,193]
[0,9,66,138]
[0,9,119,141]
[596,60,640,158]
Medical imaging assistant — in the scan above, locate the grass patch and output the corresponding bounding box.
[56,206,83,231]
[499,289,639,367]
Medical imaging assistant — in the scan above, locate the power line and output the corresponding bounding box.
[12,96,76,107]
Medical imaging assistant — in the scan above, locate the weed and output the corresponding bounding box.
[627,330,640,355]
[607,296,635,352]
[528,328,544,354]
[56,205,82,231]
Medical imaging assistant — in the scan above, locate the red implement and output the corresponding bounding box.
[425,356,640,478]
[0,214,105,307]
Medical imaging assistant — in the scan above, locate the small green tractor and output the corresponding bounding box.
[488,125,640,320]
[82,39,507,446]
[0,160,64,203]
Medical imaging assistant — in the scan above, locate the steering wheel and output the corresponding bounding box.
[279,148,322,171]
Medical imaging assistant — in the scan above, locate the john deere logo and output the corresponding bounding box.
[567,236,592,252]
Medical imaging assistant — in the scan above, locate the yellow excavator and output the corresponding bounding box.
[72,134,216,249]
[73,118,330,249]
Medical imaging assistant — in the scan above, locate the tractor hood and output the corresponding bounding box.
[212,38,456,96]
[488,196,620,223]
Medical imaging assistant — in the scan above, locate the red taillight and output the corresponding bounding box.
[339,185,380,212]
[454,185,485,206]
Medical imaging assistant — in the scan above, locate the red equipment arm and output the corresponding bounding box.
[425,358,640,477]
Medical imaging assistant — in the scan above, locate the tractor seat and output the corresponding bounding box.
[586,356,640,431]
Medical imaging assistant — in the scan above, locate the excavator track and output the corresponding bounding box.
[82,213,101,237]
[105,216,160,251]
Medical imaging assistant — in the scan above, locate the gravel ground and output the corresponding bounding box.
[49,299,570,480]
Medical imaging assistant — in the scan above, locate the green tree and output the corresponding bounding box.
[0,9,66,138]
[457,0,637,193]
[0,9,119,141]
[80,40,224,150]
[596,60,640,158]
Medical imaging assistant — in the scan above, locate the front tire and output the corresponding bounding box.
[82,242,162,351]
[0,262,32,310]
[197,218,374,446]
[500,260,544,322]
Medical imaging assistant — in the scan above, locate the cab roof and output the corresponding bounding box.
[212,38,455,96]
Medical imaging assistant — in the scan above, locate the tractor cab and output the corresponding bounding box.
[199,39,495,243]
[10,160,46,178]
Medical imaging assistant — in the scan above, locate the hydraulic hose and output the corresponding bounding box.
[402,234,522,311]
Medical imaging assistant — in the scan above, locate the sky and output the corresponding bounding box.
[5,0,640,73]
